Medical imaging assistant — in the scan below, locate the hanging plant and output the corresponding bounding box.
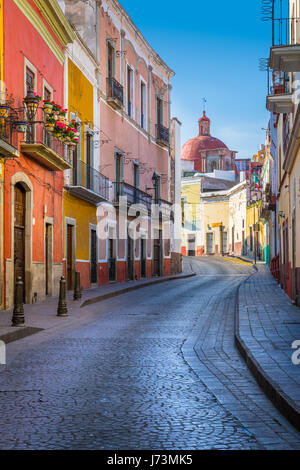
[14,121,27,133]
[42,100,53,114]
[0,104,10,118]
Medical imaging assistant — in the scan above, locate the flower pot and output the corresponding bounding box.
[43,103,53,114]
[15,121,27,133]
[0,104,10,118]
[46,122,55,131]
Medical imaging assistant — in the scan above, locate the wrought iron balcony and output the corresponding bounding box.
[67,160,110,204]
[21,118,71,171]
[266,76,293,113]
[113,181,153,211]
[0,110,20,158]
[156,123,169,146]
[106,77,123,110]
[262,0,298,47]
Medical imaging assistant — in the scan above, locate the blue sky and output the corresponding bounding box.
[122,0,271,158]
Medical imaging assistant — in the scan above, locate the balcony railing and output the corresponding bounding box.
[270,76,289,94]
[266,74,293,113]
[156,123,169,146]
[106,77,123,109]
[113,181,153,211]
[69,160,110,203]
[21,118,71,170]
[262,0,298,46]
[0,111,19,157]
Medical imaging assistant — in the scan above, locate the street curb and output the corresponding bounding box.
[234,272,300,432]
[80,272,197,308]
[0,326,44,345]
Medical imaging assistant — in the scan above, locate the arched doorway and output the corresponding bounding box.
[14,183,26,301]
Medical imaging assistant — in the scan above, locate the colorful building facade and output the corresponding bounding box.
[62,33,110,291]
[0,0,179,311]
[64,0,175,284]
[0,0,75,309]
[181,175,247,257]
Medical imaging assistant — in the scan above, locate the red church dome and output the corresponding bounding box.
[181,136,228,161]
[181,111,228,162]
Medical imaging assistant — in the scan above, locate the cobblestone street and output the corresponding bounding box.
[0,257,300,449]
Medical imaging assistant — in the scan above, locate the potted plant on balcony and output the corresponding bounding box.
[14,121,27,133]
[45,113,57,131]
[0,90,15,118]
[42,99,53,114]
[0,103,10,118]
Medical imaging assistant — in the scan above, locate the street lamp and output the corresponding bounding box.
[23,89,39,122]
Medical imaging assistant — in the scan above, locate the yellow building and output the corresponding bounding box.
[181,175,247,256]
[63,37,109,290]
[246,201,264,262]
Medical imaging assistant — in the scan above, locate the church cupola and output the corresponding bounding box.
[198,111,210,136]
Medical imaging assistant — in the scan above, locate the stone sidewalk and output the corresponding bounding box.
[235,264,300,431]
[0,272,195,344]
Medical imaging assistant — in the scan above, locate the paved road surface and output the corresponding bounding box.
[0,257,299,449]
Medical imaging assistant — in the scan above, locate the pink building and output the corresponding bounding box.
[64,0,176,284]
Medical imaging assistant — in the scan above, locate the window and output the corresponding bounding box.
[107,41,114,79]
[154,175,161,203]
[250,226,253,252]
[86,131,93,190]
[140,82,146,129]
[133,162,139,188]
[44,87,51,102]
[156,97,163,127]
[26,67,35,94]
[127,66,133,117]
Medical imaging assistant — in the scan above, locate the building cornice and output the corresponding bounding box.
[34,0,75,46]
[107,0,174,78]
[13,0,66,64]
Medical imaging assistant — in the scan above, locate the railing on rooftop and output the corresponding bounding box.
[262,0,299,46]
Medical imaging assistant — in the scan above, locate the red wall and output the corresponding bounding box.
[3,0,65,265]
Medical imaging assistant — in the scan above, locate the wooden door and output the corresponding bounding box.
[127,235,134,280]
[90,229,97,284]
[153,230,162,276]
[86,133,92,190]
[107,42,114,79]
[14,185,26,302]
[222,232,228,254]
[67,224,73,290]
[108,236,116,281]
[72,146,78,186]
[45,223,52,295]
[157,97,162,127]
[188,234,196,256]
[141,238,146,278]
